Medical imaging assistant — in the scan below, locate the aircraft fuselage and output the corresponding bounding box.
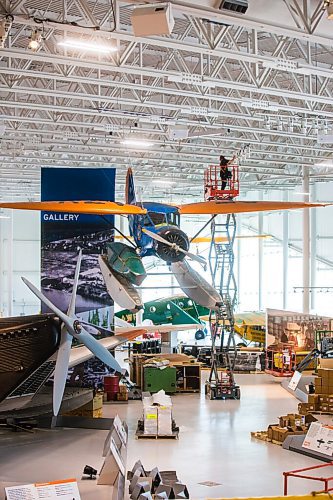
[128,202,189,263]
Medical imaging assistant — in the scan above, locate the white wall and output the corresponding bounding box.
[0,210,40,317]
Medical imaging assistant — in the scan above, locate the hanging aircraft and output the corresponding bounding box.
[0,169,329,313]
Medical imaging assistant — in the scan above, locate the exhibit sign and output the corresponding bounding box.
[41,168,116,389]
[303,422,333,457]
[5,478,81,500]
[266,308,332,351]
[41,167,116,315]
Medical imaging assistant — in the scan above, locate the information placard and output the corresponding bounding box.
[303,422,333,456]
[5,478,81,500]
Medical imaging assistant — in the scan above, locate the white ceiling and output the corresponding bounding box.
[0,0,333,202]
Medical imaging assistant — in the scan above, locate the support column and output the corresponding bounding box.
[302,166,310,314]
[310,182,317,311]
[258,193,263,311]
[0,219,2,316]
[4,214,14,317]
[283,191,289,310]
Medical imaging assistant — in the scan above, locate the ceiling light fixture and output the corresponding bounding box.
[180,107,219,117]
[152,179,176,186]
[0,15,13,49]
[121,139,154,147]
[28,30,43,51]
[58,39,117,54]
[294,192,310,195]
[168,74,216,88]
[314,161,333,167]
[324,0,333,19]
[241,99,279,112]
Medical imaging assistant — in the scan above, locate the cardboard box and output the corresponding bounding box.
[320,358,333,369]
[298,403,309,415]
[308,394,319,404]
[267,425,274,440]
[271,426,281,441]
[321,404,329,412]
[158,405,172,436]
[143,406,158,435]
[279,415,289,428]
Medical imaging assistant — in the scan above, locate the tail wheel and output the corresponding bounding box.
[195,329,205,341]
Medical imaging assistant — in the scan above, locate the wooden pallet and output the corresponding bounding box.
[251,431,282,446]
[135,429,179,440]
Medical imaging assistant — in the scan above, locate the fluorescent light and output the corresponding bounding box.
[139,116,176,125]
[180,107,219,117]
[294,192,310,195]
[121,139,153,147]
[0,215,10,219]
[314,161,333,167]
[168,74,216,88]
[152,179,175,186]
[241,99,279,112]
[58,39,117,54]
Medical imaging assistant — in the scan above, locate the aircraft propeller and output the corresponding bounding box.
[22,249,123,416]
[142,228,206,266]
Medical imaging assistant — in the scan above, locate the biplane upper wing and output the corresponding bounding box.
[0,200,147,215]
[178,200,330,215]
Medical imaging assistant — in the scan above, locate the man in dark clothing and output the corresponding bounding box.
[219,155,230,190]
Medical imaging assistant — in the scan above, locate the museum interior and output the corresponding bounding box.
[1,1,333,499]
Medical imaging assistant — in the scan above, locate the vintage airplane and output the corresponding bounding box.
[0,168,329,313]
[0,251,198,418]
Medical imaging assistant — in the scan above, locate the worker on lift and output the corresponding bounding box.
[219,155,233,190]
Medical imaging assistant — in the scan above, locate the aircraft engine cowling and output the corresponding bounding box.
[154,226,190,263]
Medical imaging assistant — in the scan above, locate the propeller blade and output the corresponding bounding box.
[182,250,206,266]
[53,326,72,416]
[142,228,170,245]
[142,228,206,265]
[22,277,70,325]
[67,249,82,317]
[78,327,123,373]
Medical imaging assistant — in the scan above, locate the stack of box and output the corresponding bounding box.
[117,383,128,402]
[142,390,173,436]
[262,413,313,444]
[298,368,333,414]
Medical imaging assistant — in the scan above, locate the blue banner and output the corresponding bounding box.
[41,168,116,315]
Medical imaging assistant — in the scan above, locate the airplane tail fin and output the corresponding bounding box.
[125,168,136,205]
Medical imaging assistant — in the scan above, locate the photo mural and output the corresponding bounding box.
[266,308,333,351]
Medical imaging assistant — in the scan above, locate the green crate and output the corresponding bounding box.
[143,366,177,393]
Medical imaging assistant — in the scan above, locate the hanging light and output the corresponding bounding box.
[324,0,333,19]
[28,29,42,51]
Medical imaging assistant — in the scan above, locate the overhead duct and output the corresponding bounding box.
[131,3,175,36]
[218,0,248,14]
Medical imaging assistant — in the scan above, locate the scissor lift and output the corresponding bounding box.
[204,160,239,201]
[204,160,240,399]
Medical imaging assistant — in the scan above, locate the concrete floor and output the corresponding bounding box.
[0,374,328,499]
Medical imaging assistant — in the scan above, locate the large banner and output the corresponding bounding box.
[266,308,332,351]
[41,168,115,318]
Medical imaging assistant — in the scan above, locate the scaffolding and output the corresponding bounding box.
[204,163,240,400]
